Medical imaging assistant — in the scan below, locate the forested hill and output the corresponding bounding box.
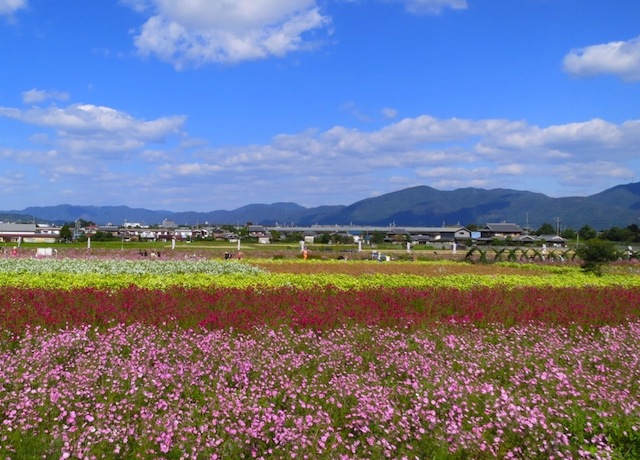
[3,183,640,230]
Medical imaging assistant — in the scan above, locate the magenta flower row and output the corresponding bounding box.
[1,323,638,458]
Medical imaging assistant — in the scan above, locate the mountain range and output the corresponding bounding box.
[3,183,640,230]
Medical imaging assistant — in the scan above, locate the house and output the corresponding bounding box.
[515,234,538,244]
[409,227,472,246]
[0,223,59,243]
[384,229,410,243]
[207,228,230,241]
[478,223,524,243]
[97,225,121,236]
[537,234,567,246]
[410,234,433,245]
[303,230,320,244]
[248,225,271,244]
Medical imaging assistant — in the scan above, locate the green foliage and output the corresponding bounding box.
[575,238,619,275]
[578,225,597,241]
[283,231,303,243]
[535,222,556,235]
[77,231,119,242]
[3,431,62,458]
[58,223,73,242]
[561,227,577,240]
[599,226,636,242]
[369,231,386,244]
[77,218,95,227]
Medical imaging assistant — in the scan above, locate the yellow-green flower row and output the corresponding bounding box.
[1,271,639,290]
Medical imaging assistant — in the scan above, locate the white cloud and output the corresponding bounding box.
[340,102,371,122]
[119,0,151,13]
[22,89,70,104]
[563,36,640,82]
[495,164,525,175]
[1,103,184,140]
[553,161,634,188]
[4,104,640,209]
[123,0,468,68]
[0,0,27,16]
[129,0,331,67]
[416,165,491,179]
[50,164,92,177]
[0,102,185,155]
[140,149,172,162]
[155,114,640,203]
[381,107,398,119]
[481,118,637,162]
[385,0,467,15]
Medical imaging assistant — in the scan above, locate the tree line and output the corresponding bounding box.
[536,223,640,243]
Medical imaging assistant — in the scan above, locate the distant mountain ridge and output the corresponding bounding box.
[3,182,640,230]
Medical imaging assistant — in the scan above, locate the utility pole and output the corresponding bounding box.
[554,217,561,235]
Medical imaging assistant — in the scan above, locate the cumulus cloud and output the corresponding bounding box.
[0,0,27,16]
[480,118,638,162]
[563,36,640,82]
[4,102,639,208]
[552,161,634,190]
[0,102,185,154]
[122,0,469,68]
[128,0,331,68]
[155,114,639,204]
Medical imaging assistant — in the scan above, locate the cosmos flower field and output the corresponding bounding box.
[1,256,639,459]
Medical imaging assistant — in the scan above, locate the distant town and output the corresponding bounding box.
[0,219,576,249]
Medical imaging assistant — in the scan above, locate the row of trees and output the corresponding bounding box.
[465,222,640,243]
[271,223,640,245]
[532,223,640,242]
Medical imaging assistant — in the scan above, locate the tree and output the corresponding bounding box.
[59,223,73,242]
[626,224,640,242]
[560,228,577,240]
[535,223,556,236]
[369,231,386,245]
[77,218,95,227]
[90,231,118,242]
[284,232,303,243]
[600,226,633,242]
[575,238,619,275]
[269,230,281,241]
[578,225,597,241]
[332,233,352,244]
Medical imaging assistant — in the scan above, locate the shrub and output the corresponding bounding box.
[575,238,619,275]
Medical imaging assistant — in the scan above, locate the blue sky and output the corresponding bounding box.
[1,0,640,212]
